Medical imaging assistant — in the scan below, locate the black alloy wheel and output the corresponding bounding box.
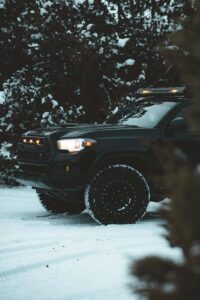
[85,164,150,224]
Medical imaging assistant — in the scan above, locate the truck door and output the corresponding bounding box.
[165,104,200,165]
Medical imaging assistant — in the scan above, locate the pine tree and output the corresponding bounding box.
[131,2,200,299]
[0,0,192,185]
[0,0,40,86]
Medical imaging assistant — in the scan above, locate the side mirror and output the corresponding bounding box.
[169,117,188,130]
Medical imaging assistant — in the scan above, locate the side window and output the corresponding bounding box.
[168,105,191,129]
[173,105,191,120]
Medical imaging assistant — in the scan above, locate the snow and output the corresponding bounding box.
[42,112,49,118]
[0,187,182,300]
[0,142,12,158]
[117,38,129,48]
[75,0,94,4]
[52,100,58,108]
[0,91,5,104]
[0,0,5,10]
[40,8,47,15]
[117,59,135,69]
[112,107,119,115]
[42,1,53,9]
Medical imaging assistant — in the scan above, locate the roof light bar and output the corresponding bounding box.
[171,89,178,93]
[141,90,152,95]
[135,87,186,97]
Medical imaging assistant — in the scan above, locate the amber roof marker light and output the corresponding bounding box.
[142,90,152,95]
[171,89,178,93]
[22,137,42,145]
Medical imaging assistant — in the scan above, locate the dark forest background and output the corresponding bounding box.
[0,0,193,183]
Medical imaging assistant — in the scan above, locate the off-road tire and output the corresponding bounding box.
[36,190,85,214]
[85,164,150,224]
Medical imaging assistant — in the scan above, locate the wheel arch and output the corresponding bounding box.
[89,151,150,178]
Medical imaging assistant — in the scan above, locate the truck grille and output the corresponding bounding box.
[17,136,51,163]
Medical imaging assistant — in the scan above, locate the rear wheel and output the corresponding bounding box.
[36,190,85,214]
[85,164,150,224]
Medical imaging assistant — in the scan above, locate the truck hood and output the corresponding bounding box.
[24,123,160,141]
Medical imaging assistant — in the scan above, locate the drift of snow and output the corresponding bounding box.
[0,187,182,300]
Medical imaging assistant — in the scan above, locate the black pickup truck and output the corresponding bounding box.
[15,86,199,224]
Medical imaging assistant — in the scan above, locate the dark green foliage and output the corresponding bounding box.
[0,0,193,184]
[161,162,200,257]
[0,155,17,185]
[131,2,200,299]
[164,1,200,130]
[0,0,39,85]
[132,255,200,300]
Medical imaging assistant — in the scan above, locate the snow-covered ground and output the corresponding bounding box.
[0,187,181,300]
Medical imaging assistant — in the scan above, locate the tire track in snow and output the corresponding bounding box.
[18,212,96,226]
[0,241,58,255]
[0,250,98,280]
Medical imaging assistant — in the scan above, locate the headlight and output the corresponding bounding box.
[57,138,96,153]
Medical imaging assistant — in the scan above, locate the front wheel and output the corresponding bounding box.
[85,164,150,224]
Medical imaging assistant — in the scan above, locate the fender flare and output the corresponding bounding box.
[89,150,151,178]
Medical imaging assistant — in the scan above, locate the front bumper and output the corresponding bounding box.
[14,169,85,191]
[16,134,95,191]
[14,161,87,191]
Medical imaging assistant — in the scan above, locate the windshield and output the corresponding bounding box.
[109,100,177,128]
